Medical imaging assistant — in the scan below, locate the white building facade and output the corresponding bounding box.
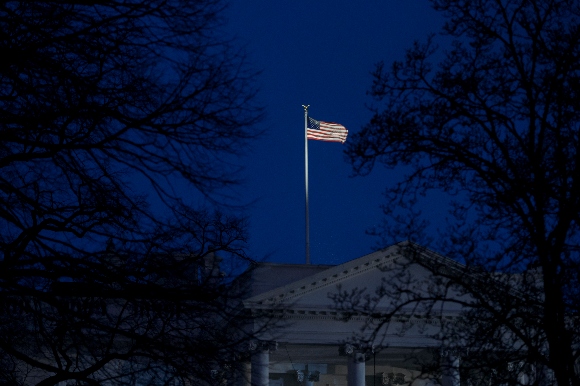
[240,242,466,386]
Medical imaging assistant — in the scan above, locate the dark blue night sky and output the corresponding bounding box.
[224,2,445,265]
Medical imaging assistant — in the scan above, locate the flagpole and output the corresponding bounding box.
[302,104,310,265]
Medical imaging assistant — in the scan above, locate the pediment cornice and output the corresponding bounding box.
[244,249,392,308]
[250,307,451,325]
[244,241,463,309]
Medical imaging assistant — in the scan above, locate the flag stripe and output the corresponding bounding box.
[307,117,348,143]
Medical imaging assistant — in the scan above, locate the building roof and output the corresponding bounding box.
[242,262,333,298]
[241,241,469,346]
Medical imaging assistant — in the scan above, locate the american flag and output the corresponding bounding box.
[307,117,348,143]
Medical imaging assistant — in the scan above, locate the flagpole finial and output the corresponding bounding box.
[302,105,309,112]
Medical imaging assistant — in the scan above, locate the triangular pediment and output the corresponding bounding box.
[244,241,466,316]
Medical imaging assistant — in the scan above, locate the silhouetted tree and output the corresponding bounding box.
[0,0,261,385]
[345,1,580,386]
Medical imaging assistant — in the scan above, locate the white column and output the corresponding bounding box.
[441,352,460,386]
[348,352,366,386]
[251,348,269,386]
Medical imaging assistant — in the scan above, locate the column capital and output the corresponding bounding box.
[341,343,356,356]
[248,340,277,352]
[339,343,371,361]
